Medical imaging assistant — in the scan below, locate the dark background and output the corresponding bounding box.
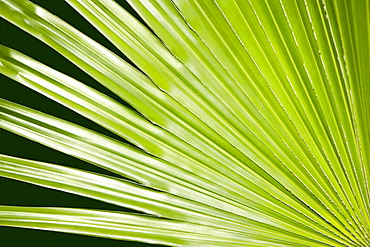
[0,0,163,246]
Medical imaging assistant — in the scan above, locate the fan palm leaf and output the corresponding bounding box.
[0,0,369,246]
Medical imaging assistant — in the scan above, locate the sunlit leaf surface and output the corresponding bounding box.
[0,0,369,246]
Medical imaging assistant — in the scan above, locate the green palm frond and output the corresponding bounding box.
[0,0,369,246]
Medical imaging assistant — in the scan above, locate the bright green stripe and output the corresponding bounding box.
[0,45,277,217]
[0,157,331,246]
[305,0,369,238]
[125,2,355,244]
[0,0,356,243]
[128,1,345,232]
[165,0,358,243]
[0,43,340,241]
[0,100,347,245]
[0,1,305,218]
[126,0,297,173]
[214,0,366,242]
[267,0,367,240]
[0,206,270,246]
[0,98,283,225]
[286,0,366,236]
[66,2,332,226]
[0,0,368,245]
[331,0,370,235]
[66,0,278,186]
[249,1,358,236]
[345,0,370,232]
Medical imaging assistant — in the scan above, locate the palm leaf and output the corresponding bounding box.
[0,0,369,246]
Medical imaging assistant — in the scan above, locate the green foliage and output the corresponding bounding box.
[0,0,369,246]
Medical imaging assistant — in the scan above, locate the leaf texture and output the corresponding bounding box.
[0,0,369,246]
